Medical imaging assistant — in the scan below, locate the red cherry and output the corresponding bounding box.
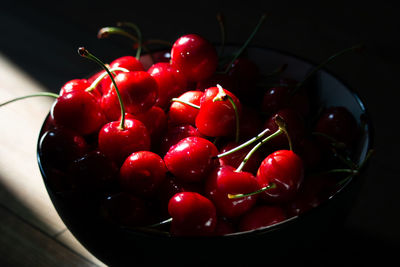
[98,118,151,165]
[168,90,203,126]
[238,205,287,232]
[213,217,236,236]
[256,150,304,203]
[195,86,241,138]
[119,151,167,197]
[101,71,158,121]
[314,106,358,148]
[159,124,203,156]
[109,55,145,71]
[147,62,188,109]
[205,166,259,218]
[163,136,219,183]
[168,192,217,236]
[171,34,218,82]
[51,90,106,135]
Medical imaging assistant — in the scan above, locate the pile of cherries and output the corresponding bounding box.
[31,28,365,237]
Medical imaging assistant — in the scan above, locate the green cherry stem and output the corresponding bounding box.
[116,22,143,59]
[224,13,267,74]
[98,26,144,59]
[291,43,365,96]
[216,127,271,159]
[234,114,291,172]
[228,183,276,199]
[85,66,129,92]
[235,128,283,172]
[213,84,240,142]
[0,92,59,107]
[170,98,200,109]
[78,47,126,130]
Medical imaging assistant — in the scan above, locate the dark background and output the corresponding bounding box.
[1,1,399,265]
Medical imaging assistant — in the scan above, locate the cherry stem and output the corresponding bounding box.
[235,128,283,172]
[213,84,240,142]
[217,128,271,159]
[78,47,126,130]
[216,11,226,57]
[170,98,200,109]
[228,183,276,199]
[98,26,143,59]
[116,22,144,59]
[274,114,293,151]
[292,43,365,96]
[0,92,59,107]
[224,13,267,74]
[85,67,129,92]
[146,217,173,228]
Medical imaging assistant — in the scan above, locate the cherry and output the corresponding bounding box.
[51,89,106,135]
[170,34,218,82]
[147,62,188,109]
[163,136,219,183]
[59,79,90,95]
[205,165,259,218]
[38,128,89,171]
[168,90,203,126]
[314,106,358,149]
[213,217,236,236]
[256,150,304,203]
[119,151,167,197]
[98,118,151,165]
[238,205,287,232]
[195,85,241,139]
[158,124,203,156]
[168,192,217,236]
[101,71,158,121]
[109,55,145,71]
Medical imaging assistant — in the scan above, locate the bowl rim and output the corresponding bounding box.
[36,44,374,239]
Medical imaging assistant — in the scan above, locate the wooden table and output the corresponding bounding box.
[0,52,106,266]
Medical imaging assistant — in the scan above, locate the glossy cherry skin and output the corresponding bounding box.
[218,141,262,174]
[263,108,306,150]
[205,166,259,218]
[168,192,217,236]
[171,34,218,82]
[238,205,287,232]
[119,151,167,198]
[59,78,102,99]
[110,55,145,71]
[256,150,304,203]
[314,106,358,148]
[98,118,151,166]
[51,90,106,135]
[101,71,158,121]
[158,124,203,156]
[163,136,219,183]
[195,86,242,138]
[168,90,203,126]
[147,62,188,109]
[38,128,89,171]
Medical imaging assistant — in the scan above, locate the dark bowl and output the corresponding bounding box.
[37,46,373,266]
